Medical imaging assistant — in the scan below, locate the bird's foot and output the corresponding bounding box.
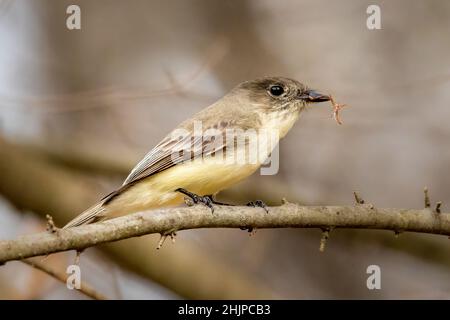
[176,188,222,214]
[239,201,268,234]
[246,200,269,213]
[176,188,268,215]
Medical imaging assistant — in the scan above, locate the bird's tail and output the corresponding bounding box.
[63,185,130,229]
[62,201,106,229]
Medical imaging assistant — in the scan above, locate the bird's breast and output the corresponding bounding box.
[260,109,300,139]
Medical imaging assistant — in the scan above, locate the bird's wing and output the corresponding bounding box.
[123,122,232,186]
[63,123,232,229]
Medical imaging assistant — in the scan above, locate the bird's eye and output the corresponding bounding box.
[269,85,285,97]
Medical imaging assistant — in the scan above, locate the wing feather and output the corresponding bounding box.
[123,123,231,186]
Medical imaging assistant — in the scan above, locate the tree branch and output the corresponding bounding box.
[22,258,107,300]
[1,203,449,264]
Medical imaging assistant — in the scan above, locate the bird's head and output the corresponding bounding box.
[236,76,330,114]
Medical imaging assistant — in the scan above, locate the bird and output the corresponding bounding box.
[63,77,330,228]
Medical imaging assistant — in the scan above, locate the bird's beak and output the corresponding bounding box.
[298,89,330,103]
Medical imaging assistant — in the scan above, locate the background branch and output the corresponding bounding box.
[0,138,273,299]
[1,203,449,264]
[22,258,107,300]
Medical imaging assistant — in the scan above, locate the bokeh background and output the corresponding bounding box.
[0,0,449,299]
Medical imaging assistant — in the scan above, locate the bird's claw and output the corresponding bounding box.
[246,200,269,213]
[240,226,257,236]
[176,188,216,214]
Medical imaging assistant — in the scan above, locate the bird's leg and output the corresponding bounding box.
[205,195,232,206]
[207,195,268,210]
[176,188,268,214]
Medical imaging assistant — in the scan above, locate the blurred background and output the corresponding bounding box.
[0,0,450,299]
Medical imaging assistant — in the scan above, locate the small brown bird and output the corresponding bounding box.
[63,77,330,228]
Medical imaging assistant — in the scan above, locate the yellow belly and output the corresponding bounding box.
[105,157,260,218]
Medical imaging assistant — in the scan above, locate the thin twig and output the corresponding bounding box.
[353,191,365,205]
[424,187,431,208]
[22,258,108,300]
[0,38,229,114]
[74,250,82,265]
[319,229,331,252]
[46,215,58,234]
[157,234,168,250]
[156,231,177,250]
[435,202,442,214]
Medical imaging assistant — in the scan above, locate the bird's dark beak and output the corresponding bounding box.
[298,89,330,103]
